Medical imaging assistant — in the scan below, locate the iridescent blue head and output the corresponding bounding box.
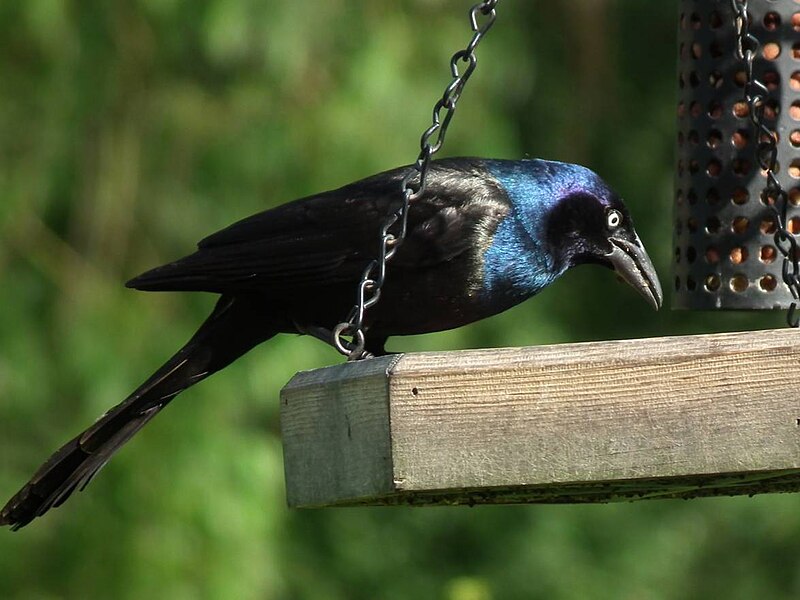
[482,158,662,309]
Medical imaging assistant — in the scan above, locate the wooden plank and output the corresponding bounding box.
[280,355,400,506]
[280,328,800,507]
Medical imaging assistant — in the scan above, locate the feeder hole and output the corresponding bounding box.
[730,275,749,293]
[706,188,720,205]
[764,12,781,31]
[708,102,723,119]
[732,187,749,205]
[790,188,800,205]
[761,161,780,177]
[760,130,778,144]
[792,72,800,91]
[706,246,720,264]
[760,275,778,292]
[687,247,697,263]
[764,100,779,120]
[789,160,800,179]
[760,245,777,264]
[789,101,800,121]
[760,217,778,234]
[789,217,800,234]
[734,101,750,118]
[732,216,749,234]
[732,130,748,149]
[706,159,721,177]
[730,247,748,264]
[705,274,721,292]
[764,71,780,91]
[707,129,722,148]
[790,130,800,147]
[763,43,781,60]
[705,216,720,234]
[733,159,751,176]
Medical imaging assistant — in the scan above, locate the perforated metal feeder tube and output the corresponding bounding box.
[673,0,800,309]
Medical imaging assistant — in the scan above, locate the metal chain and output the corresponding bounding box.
[731,0,800,327]
[332,0,500,359]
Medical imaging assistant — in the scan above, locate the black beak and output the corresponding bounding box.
[605,235,663,310]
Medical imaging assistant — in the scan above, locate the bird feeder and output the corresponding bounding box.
[673,0,800,309]
[278,1,800,509]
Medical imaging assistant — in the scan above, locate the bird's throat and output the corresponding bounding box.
[481,214,562,305]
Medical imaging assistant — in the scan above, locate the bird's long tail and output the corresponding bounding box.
[1,294,277,530]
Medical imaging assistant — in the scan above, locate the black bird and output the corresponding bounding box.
[1,157,662,529]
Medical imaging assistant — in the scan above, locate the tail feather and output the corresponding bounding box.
[1,294,277,530]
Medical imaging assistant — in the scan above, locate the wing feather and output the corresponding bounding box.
[127,159,510,294]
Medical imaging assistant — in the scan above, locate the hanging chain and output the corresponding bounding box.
[332,0,500,359]
[731,0,800,327]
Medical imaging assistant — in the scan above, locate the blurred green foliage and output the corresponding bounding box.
[0,1,797,599]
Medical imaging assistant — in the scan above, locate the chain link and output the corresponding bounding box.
[731,0,800,327]
[333,0,500,359]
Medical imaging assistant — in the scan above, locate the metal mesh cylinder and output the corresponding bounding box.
[673,0,800,309]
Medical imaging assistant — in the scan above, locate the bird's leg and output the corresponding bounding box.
[364,335,389,357]
[293,321,336,346]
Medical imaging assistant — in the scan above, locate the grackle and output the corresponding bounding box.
[1,157,662,529]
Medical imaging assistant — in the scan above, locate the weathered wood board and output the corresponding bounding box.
[280,329,800,507]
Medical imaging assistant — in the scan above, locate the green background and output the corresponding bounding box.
[1,1,796,598]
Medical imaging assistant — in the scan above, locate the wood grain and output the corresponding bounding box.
[280,355,400,506]
[280,329,800,507]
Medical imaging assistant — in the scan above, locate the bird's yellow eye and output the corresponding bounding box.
[606,209,622,229]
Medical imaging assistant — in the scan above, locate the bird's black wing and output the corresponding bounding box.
[127,159,508,294]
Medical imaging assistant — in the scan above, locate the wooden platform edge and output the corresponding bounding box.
[280,328,800,507]
[311,469,800,507]
[280,354,402,507]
